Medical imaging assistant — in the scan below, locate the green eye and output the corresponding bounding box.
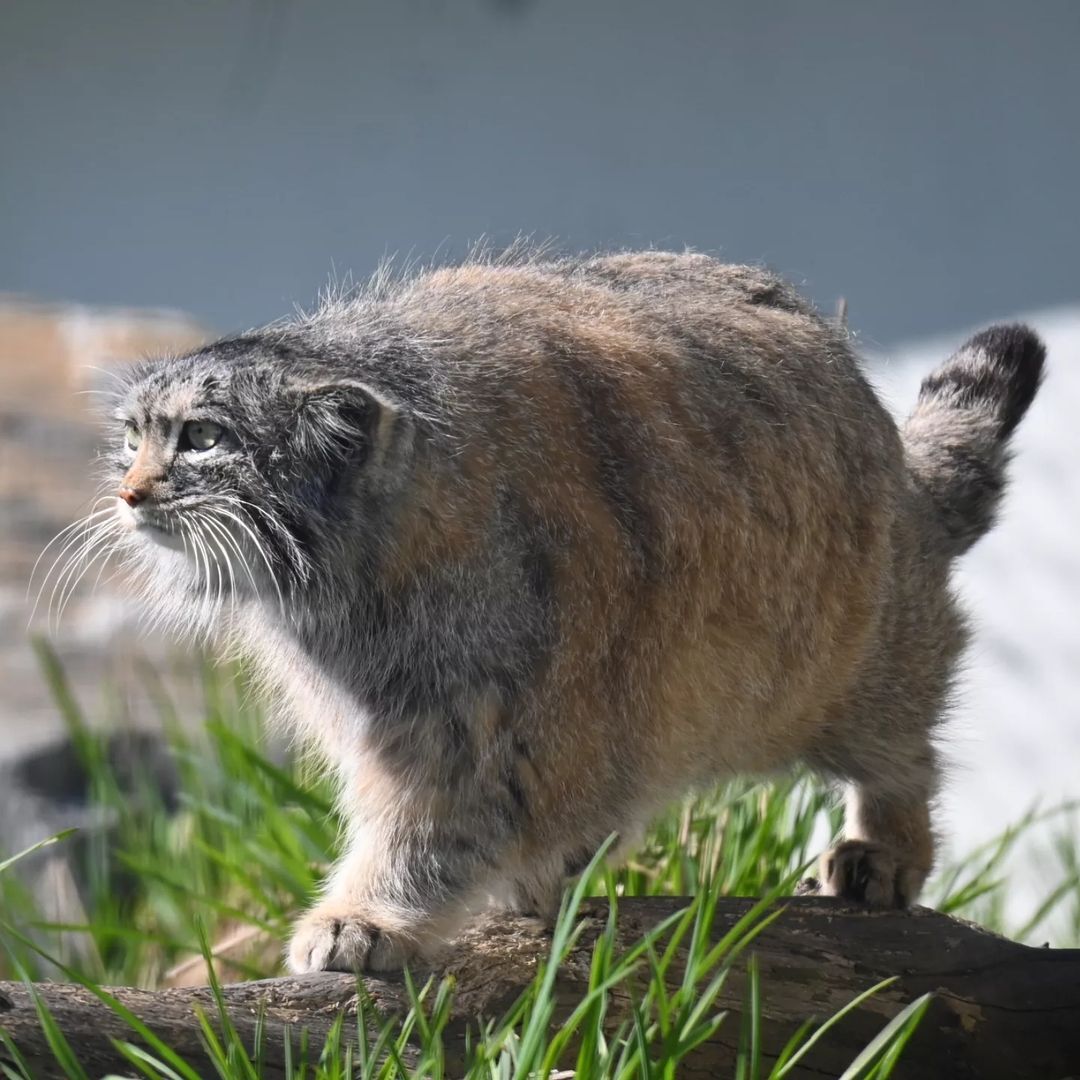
[125,422,141,451]
[183,420,223,451]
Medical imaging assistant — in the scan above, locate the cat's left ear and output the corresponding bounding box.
[288,378,407,470]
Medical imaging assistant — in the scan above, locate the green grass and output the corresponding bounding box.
[0,647,1077,1077]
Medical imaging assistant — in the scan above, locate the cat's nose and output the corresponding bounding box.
[118,484,148,507]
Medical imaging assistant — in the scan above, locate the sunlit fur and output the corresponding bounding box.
[57,249,1044,971]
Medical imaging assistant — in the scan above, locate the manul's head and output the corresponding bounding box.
[101,332,415,636]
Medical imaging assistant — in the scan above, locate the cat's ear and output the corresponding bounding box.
[288,378,406,470]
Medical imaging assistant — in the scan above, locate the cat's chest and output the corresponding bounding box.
[241,615,369,759]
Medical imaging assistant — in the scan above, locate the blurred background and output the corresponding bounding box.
[1,0,1077,930]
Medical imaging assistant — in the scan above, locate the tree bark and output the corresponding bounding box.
[2,897,1078,1079]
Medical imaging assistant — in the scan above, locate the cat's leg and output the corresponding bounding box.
[287,808,500,972]
[817,766,937,908]
[497,823,646,926]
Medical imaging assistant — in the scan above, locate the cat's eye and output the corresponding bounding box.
[182,420,223,452]
[124,422,141,451]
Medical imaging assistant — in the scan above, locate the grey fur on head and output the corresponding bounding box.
[64,249,1045,972]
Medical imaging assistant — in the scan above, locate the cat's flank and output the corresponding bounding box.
[92,252,1044,971]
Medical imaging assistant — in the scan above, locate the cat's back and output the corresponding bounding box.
[367,252,902,498]
[348,253,903,626]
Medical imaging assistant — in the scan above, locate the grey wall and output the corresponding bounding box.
[2,0,1078,344]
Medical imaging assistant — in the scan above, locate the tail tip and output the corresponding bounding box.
[966,322,1046,376]
[964,323,1046,437]
[921,322,1047,441]
[908,322,1047,557]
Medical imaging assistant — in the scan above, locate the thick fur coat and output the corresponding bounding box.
[87,251,1044,970]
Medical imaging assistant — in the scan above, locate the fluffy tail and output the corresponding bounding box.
[903,324,1046,557]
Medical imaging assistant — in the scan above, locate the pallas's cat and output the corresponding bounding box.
[85,252,1044,971]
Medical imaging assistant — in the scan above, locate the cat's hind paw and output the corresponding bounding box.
[817,840,907,907]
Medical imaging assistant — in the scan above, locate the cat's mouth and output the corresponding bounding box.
[116,499,188,552]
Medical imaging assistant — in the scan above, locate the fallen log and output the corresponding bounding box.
[2,897,1078,1079]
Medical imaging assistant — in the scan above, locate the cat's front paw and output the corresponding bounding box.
[287,904,413,973]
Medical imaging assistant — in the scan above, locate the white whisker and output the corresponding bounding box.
[29,507,118,627]
[203,509,262,605]
[192,518,222,633]
[80,363,129,387]
[91,533,121,593]
[27,501,116,601]
[49,519,122,631]
[229,496,308,581]
[54,520,122,627]
[212,506,286,613]
[198,511,242,621]
[182,515,212,631]
[196,511,225,617]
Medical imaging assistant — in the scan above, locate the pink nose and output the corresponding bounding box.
[118,485,147,507]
